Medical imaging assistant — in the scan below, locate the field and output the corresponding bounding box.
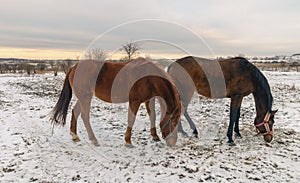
[0,70,300,182]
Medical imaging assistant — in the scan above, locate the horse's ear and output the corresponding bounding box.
[271,109,278,115]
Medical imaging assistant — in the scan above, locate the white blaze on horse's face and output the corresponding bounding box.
[165,124,178,146]
[161,112,179,146]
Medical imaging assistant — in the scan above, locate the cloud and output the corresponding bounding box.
[0,23,96,49]
[0,0,299,58]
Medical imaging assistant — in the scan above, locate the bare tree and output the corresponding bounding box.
[50,61,59,76]
[0,64,3,74]
[0,63,9,73]
[60,59,75,74]
[75,55,80,62]
[84,48,107,61]
[120,42,141,61]
[25,63,33,75]
[37,63,47,72]
[10,64,17,73]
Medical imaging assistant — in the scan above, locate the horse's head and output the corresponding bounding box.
[160,108,180,146]
[255,110,278,142]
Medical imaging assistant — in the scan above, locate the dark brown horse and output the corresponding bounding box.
[51,58,181,146]
[147,56,277,146]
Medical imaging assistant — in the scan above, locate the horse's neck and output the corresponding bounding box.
[253,90,268,123]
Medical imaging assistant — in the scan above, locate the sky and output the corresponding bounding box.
[0,0,299,59]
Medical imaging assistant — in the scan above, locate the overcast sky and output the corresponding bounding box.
[0,0,299,59]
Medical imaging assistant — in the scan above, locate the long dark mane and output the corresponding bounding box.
[235,57,273,112]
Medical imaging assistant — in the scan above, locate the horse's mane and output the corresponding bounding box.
[234,57,273,112]
[166,61,173,73]
[167,56,191,73]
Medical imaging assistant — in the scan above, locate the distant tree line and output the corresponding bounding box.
[255,62,300,72]
[0,60,77,76]
[3,43,298,75]
[0,41,143,76]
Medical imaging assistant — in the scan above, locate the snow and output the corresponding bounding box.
[0,71,300,182]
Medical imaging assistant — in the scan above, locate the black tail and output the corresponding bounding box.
[51,72,72,126]
[167,61,175,73]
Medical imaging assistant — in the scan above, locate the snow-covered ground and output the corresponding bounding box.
[0,71,299,182]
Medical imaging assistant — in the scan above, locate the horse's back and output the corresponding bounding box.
[68,60,105,96]
[219,58,255,97]
[68,58,176,103]
[93,58,170,103]
[170,56,255,98]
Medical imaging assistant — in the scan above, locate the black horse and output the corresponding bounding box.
[147,56,277,145]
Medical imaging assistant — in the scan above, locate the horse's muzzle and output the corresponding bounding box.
[165,134,177,146]
[263,134,273,143]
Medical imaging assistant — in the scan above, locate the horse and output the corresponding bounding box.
[50,58,181,147]
[146,56,277,146]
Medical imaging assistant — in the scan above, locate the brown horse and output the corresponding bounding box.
[51,58,181,146]
[147,56,277,146]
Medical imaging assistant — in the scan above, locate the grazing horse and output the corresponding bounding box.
[51,58,181,146]
[147,56,277,145]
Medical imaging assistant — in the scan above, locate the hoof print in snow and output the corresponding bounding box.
[178,174,186,179]
[3,167,15,173]
[29,177,38,182]
[71,174,81,181]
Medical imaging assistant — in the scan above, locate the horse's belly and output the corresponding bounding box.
[94,88,129,104]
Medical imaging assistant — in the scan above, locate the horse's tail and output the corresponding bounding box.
[166,61,174,73]
[238,57,273,112]
[50,70,73,126]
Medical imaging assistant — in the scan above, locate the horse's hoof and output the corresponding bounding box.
[70,132,80,142]
[72,137,81,142]
[235,134,243,139]
[92,140,100,146]
[193,130,198,138]
[228,142,236,146]
[153,138,161,142]
[125,143,134,148]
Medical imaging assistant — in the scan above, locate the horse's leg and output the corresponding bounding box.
[125,100,141,147]
[234,107,242,138]
[177,121,188,137]
[145,98,160,141]
[79,95,99,146]
[177,100,189,137]
[70,101,81,142]
[184,110,198,138]
[227,95,243,146]
[176,110,188,137]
